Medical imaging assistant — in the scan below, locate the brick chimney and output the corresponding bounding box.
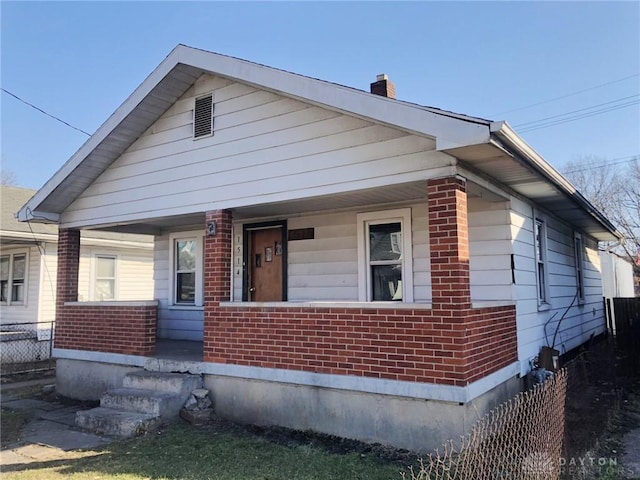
[370,73,395,99]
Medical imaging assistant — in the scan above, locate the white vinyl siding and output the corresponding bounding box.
[60,74,444,228]
[468,197,512,302]
[511,196,606,375]
[37,244,58,325]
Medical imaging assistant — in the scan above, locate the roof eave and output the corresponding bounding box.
[17,45,187,223]
[490,121,622,241]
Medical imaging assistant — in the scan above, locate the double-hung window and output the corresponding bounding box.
[574,233,585,303]
[170,232,204,306]
[357,209,413,302]
[93,255,117,301]
[1,252,27,305]
[534,218,549,306]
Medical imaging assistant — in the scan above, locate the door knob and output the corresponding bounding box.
[249,287,256,293]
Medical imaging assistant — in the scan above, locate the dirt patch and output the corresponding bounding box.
[0,368,55,385]
[195,415,420,468]
[562,335,640,478]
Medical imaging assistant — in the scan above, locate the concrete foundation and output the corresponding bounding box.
[56,359,142,401]
[204,373,522,452]
[55,355,522,451]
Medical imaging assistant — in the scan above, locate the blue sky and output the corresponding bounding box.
[2,1,639,190]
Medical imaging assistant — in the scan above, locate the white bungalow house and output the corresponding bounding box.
[1,185,154,366]
[17,45,621,450]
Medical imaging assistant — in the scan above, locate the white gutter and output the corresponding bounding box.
[490,121,622,240]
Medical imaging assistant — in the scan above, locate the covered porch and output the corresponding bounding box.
[53,175,518,388]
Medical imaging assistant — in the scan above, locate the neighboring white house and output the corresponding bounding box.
[1,185,155,364]
[17,45,623,450]
[600,250,636,332]
[600,250,635,299]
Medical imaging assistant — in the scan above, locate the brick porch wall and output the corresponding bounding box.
[203,178,518,387]
[55,304,157,356]
[205,304,516,386]
[54,228,157,356]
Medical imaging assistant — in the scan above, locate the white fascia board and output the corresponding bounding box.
[0,230,58,243]
[176,46,491,150]
[490,121,621,240]
[18,46,185,223]
[17,209,60,223]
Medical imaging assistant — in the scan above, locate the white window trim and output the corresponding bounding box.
[534,215,550,309]
[169,231,204,307]
[356,208,414,302]
[574,233,585,304]
[0,249,29,306]
[89,253,119,301]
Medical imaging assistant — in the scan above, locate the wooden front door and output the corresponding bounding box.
[249,227,284,301]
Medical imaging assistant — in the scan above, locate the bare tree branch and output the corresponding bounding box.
[563,155,640,293]
[0,169,18,186]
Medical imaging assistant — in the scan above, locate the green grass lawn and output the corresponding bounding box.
[1,422,410,480]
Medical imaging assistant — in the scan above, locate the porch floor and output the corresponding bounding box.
[154,339,203,362]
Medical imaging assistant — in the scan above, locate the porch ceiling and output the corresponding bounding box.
[85,180,502,236]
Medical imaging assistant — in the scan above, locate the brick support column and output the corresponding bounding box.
[428,176,471,309]
[56,229,80,308]
[203,210,232,363]
[203,210,233,304]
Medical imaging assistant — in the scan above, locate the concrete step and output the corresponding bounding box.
[123,371,202,396]
[76,407,161,437]
[100,388,183,417]
[75,371,204,438]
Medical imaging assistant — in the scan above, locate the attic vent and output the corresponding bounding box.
[193,94,214,138]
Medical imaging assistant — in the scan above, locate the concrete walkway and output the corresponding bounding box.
[1,379,114,467]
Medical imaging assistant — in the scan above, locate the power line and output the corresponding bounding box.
[490,73,640,117]
[517,99,639,133]
[1,87,92,136]
[514,95,640,128]
[563,155,639,175]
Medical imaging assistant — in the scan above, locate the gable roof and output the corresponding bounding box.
[17,44,620,242]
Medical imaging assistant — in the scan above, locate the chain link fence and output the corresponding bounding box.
[0,321,55,375]
[403,368,568,480]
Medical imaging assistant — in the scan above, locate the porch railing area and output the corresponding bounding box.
[55,301,158,356]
